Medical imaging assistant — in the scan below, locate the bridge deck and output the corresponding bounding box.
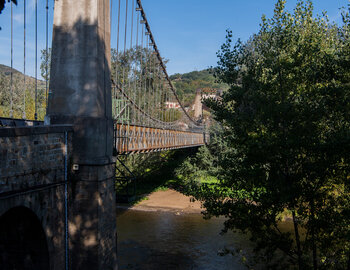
[0,118,206,155]
[114,123,206,154]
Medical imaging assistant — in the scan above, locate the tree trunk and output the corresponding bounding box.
[310,199,317,270]
[292,210,303,270]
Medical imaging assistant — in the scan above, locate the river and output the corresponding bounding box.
[116,208,252,270]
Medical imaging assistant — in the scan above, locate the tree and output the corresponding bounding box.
[40,48,51,83]
[196,1,350,268]
[111,46,182,123]
[169,69,228,105]
[0,0,16,15]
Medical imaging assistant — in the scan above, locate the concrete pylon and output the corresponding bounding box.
[48,1,117,269]
[48,0,113,164]
[193,89,203,119]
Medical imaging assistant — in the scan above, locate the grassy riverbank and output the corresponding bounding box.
[115,148,199,203]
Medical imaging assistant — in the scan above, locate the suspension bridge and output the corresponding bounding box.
[0,1,209,269]
[0,0,209,154]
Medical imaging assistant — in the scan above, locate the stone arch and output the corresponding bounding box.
[0,206,50,270]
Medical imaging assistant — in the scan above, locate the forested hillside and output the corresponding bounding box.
[170,69,227,106]
[0,64,46,120]
[0,62,225,120]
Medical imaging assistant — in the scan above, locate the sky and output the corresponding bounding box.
[141,0,349,75]
[0,0,348,77]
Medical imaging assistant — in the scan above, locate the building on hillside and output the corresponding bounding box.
[165,101,181,109]
[201,88,223,100]
[189,88,224,120]
[202,93,217,100]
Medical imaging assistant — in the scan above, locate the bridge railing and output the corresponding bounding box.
[113,123,206,154]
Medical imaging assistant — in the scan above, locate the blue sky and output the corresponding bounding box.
[0,0,54,78]
[0,0,348,77]
[141,0,349,75]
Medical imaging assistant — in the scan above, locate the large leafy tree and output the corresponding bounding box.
[200,0,350,268]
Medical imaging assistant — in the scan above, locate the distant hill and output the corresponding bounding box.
[0,64,22,76]
[0,64,44,85]
[0,64,225,119]
[0,64,46,120]
[170,69,227,106]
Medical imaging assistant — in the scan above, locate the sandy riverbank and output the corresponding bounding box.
[117,189,204,213]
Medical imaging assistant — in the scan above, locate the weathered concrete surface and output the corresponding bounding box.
[0,125,73,270]
[69,164,117,270]
[48,1,117,269]
[48,0,113,164]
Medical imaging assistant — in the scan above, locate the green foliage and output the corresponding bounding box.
[170,69,227,106]
[161,108,182,122]
[175,145,218,184]
[189,1,350,269]
[40,48,51,83]
[0,64,46,120]
[116,149,195,197]
[0,46,51,120]
[111,46,182,122]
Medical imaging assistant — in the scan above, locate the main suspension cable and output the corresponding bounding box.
[136,0,202,127]
[111,0,205,132]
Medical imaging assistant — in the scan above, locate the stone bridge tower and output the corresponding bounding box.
[193,89,203,119]
[47,0,117,269]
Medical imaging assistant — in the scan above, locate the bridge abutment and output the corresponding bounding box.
[0,125,73,270]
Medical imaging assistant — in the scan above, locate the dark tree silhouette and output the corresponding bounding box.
[0,0,16,14]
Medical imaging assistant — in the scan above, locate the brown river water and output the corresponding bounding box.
[116,208,252,270]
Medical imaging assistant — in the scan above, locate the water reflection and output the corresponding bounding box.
[117,209,249,270]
